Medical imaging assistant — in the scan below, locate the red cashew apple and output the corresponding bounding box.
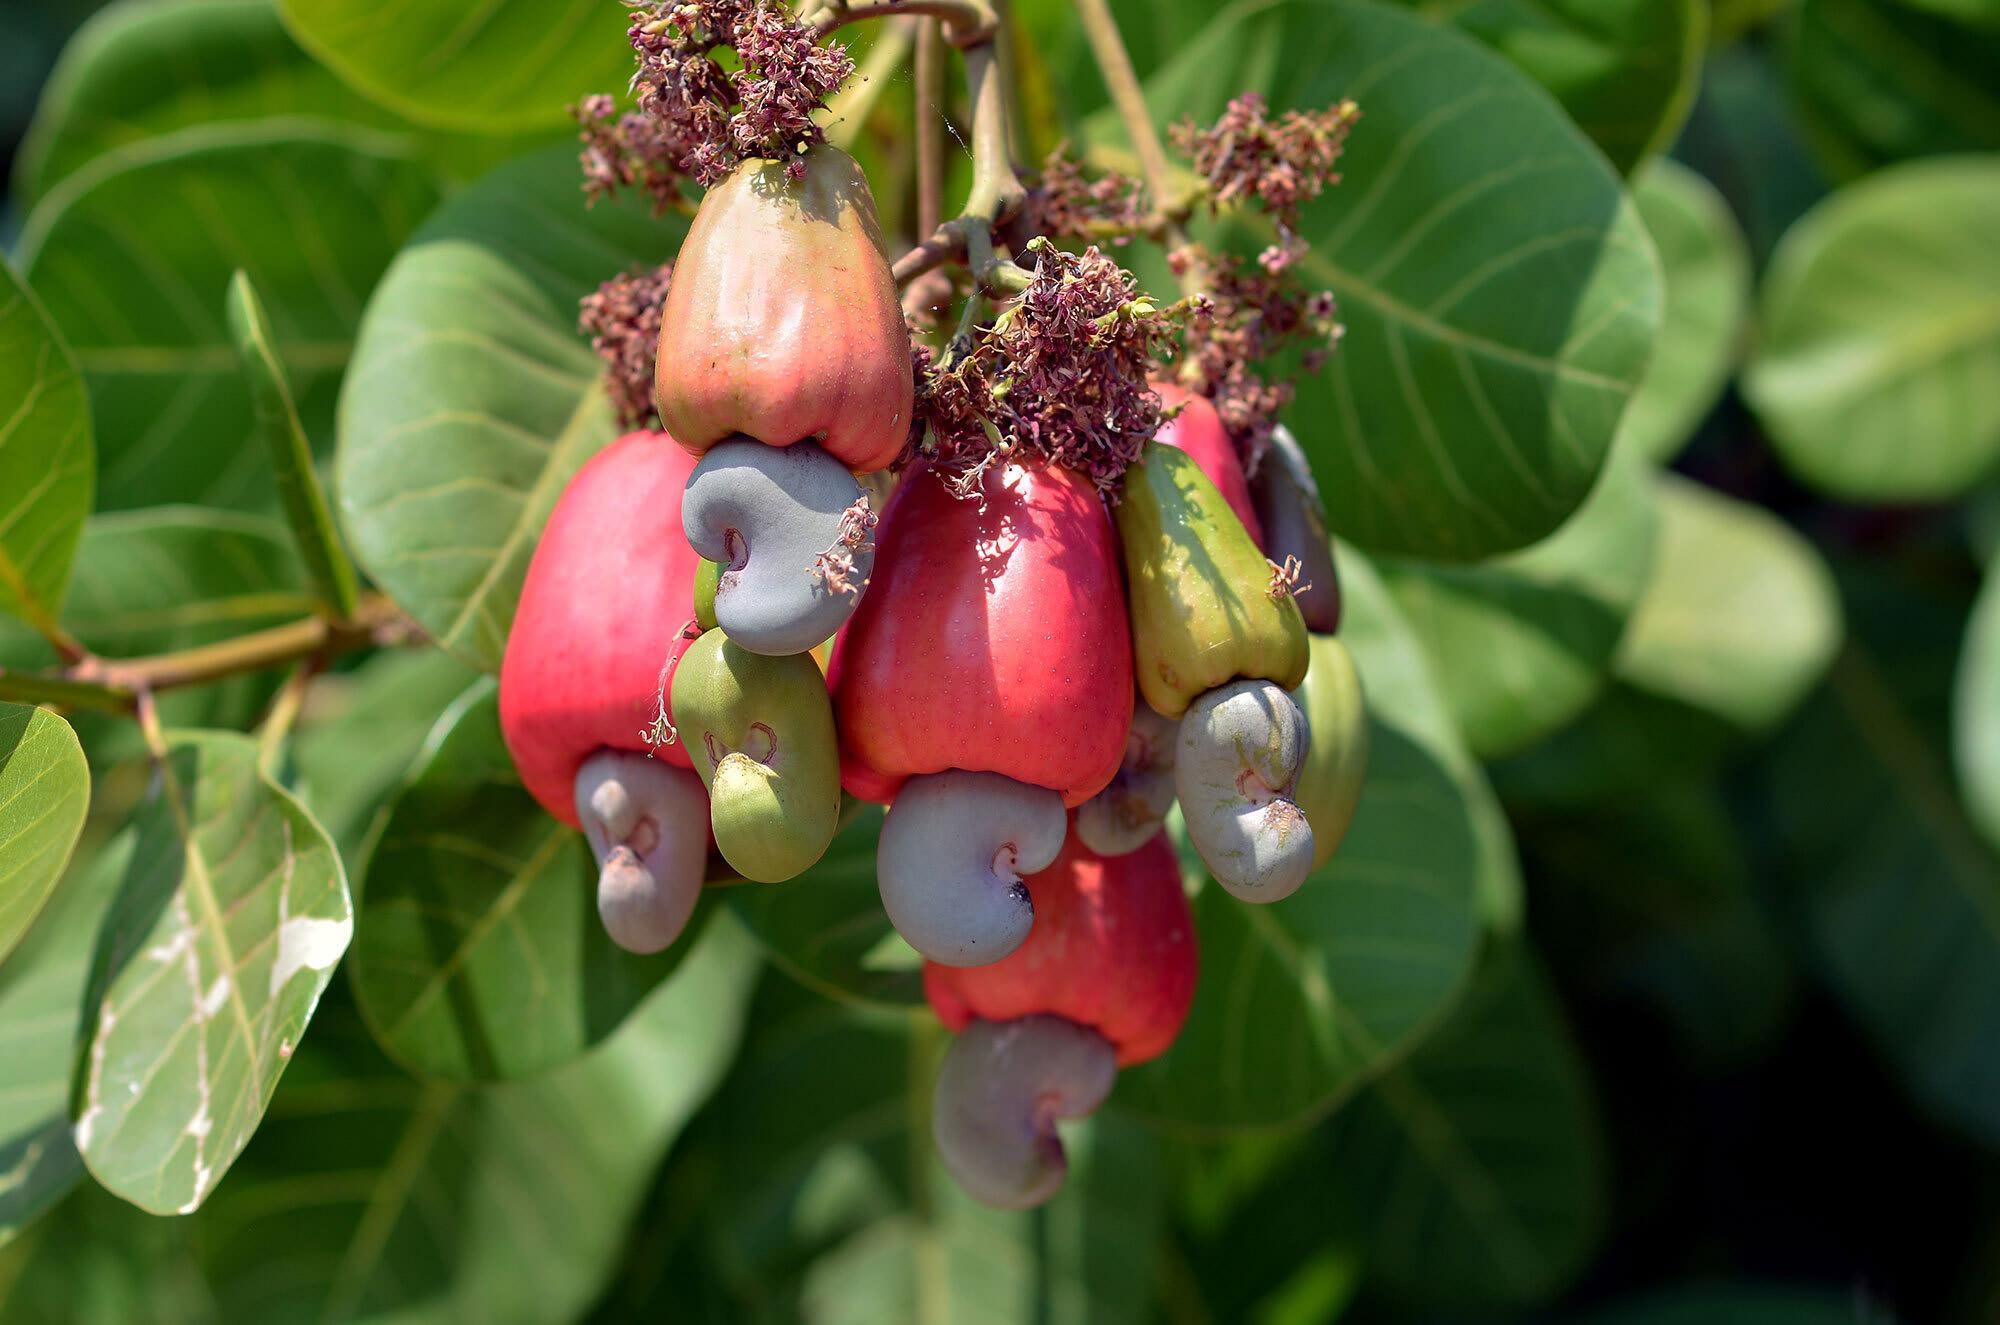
[830,461,1132,966]
[654,147,911,474]
[1152,382,1263,549]
[926,831,1197,1207]
[498,431,710,953]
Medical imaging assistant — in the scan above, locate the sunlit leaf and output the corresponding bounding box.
[0,258,91,647]
[0,703,90,965]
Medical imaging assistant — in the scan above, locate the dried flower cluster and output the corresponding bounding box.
[1175,246,1341,465]
[579,263,675,428]
[1029,146,1149,245]
[811,495,879,595]
[1172,93,1359,239]
[575,94,690,214]
[916,241,1188,492]
[624,0,853,186]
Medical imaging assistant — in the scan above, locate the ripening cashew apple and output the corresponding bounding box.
[1115,440,1315,900]
[671,627,841,882]
[1252,423,1342,633]
[1291,633,1369,870]
[1152,382,1263,548]
[926,832,1197,1208]
[830,462,1132,966]
[498,432,711,954]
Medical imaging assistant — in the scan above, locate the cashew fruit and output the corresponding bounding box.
[1074,700,1179,857]
[654,147,911,474]
[1115,441,1308,719]
[924,829,1197,1067]
[931,1015,1116,1210]
[1252,423,1342,633]
[681,438,873,655]
[1176,679,1315,902]
[574,750,709,954]
[672,628,841,883]
[1291,633,1368,870]
[1153,382,1262,548]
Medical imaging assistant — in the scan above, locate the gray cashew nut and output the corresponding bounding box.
[682,437,874,656]
[877,770,1066,967]
[1075,701,1180,857]
[1175,679,1316,902]
[933,1015,1118,1209]
[574,750,709,953]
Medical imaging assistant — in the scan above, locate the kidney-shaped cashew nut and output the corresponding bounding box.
[1175,679,1316,902]
[574,750,710,953]
[932,1014,1118,1209]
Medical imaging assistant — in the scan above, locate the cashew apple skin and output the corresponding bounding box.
[1153,382,1263,548]
[499,431,702,825]
[654,147,911,473]
[1115,441,1308,719]
[1252,424,1342,633]
[925,828,1197,1067]
[672,628,841,883]
[932,1014,1117,1210]
[829,462,1132,807]
[1291,633,1369,871]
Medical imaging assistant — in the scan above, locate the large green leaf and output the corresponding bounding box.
[1761,565,2000,1147]
[0,258,92,644]
[1616,158,1752,464]
[1118,551,1502,1131]
[287,646,481,859]
[192,915,759,1321]
[348,679,687,1081]
[635,977,1167,1324]
[1893,0,2000,22]
[1381,446,1659,760]
[336,147,681,671]
[0,703,89,964]
[1789,0,2000,179]
[1956,552,2000,852]
[0,835,130,1246]
[277,0,634,133]
[74,731,350,1215]
[17,124,441,512]
[1125,0,1661,560]
[1324,940,1606,1311]
[1746,156,2000,501]
[1399,0,1706,175]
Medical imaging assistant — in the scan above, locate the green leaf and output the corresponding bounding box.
[1957,553,2000,852]
[1616,158,1752,464]
[74,731,351,1215]
[1746,156,2000,501]
[1324,940,1606,1311]
[193,915,760,1321]
[348,678,688,1081]
[1118,550,1501,1131]
[1762,565,2000,1147]
[276,0,635,133]
[0,257,92,644]
[1617,475,1843,732]
[1890,0,2000,23]
[644,978,1166,1324]
[287,647,482,860]
[336,147,682,671]
[226,271,361,622]
[1581,1284,1881,1325]
[0,835,131,1246]
[1788,0,2000,179]
[1382,446,1659,760]
[1125,0,1662,560]
[17,123,442,512]
[0,703,90,964]
[1397,0,1706,175]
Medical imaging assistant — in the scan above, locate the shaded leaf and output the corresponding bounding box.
[1580,1283,1871,1324]
[0,258,91,647]
[1891,0,2000,22]
[75,731,350,1215]
[1119,0,1662,560]
[0,703,90,964]
[1789,0,2000,179]
[1956,552,2000,852]
[0,835,131,1246]
[1616,158,1752,465]
[1325,940,1606,1310]
[17,123,441,512]
[194,915,760,1322]
[276,0,635,133]
[1382,446,1659,760]
[336,147,682,671]
[348,679,687,1081]
[1746,156,2000,501]
[1118,550,1501,1131]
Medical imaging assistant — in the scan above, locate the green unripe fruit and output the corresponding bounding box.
[1290,634,1369,870]
[1115,442,1309,719]
[671,628,840,882]
[694,558,721,633]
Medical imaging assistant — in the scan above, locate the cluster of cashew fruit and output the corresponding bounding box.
[498,144,1369,1209]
